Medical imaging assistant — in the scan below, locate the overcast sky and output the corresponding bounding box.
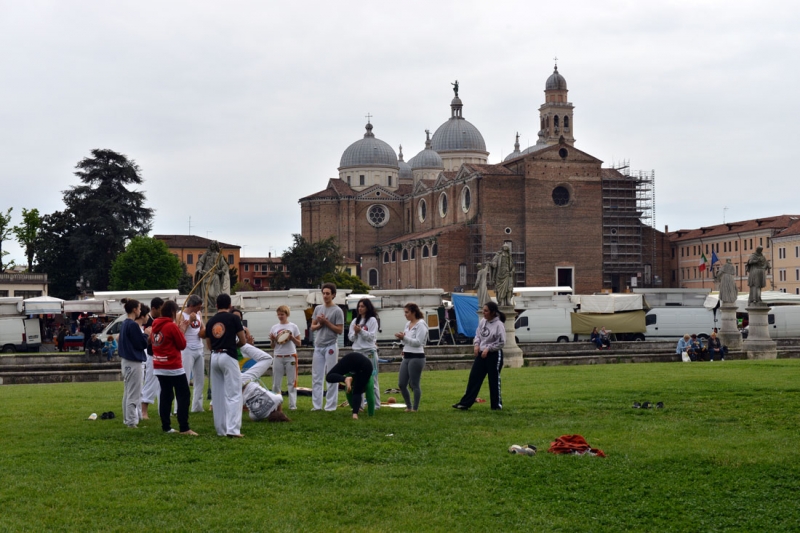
[2,0,798,265]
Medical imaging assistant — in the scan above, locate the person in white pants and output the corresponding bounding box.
[269,305,301,410]
[348,297,381,409]
[310,283,344,411]
[205,294,247,437]
[181,295,206,413]
[141,297,165,419]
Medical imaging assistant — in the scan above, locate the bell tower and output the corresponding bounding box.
[538,63,575,147]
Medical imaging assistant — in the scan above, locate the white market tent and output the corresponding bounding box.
[23,295,64,315]
[574,293,644,314]
[704,291,800,312]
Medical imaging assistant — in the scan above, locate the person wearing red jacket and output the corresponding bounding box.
[151,300,197,435]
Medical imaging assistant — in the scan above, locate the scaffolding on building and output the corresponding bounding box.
[603,161,656,288]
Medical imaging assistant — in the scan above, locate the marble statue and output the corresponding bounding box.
[489,244,515,307]
[745,246,770,306]
[194,241,231,310]
[715,258,739,304]
[474,263,490,309]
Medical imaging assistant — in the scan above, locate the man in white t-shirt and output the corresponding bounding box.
[181,294,207,412]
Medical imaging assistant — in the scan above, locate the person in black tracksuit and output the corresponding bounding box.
[326,352,376,419]
[453,301,507,411]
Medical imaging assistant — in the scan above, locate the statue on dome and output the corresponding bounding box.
[451,80,459,97]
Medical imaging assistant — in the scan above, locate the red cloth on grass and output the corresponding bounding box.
[547,434,606,457]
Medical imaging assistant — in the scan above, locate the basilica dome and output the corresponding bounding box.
[430,96,487,152]
[339,122,398,169]
[411,131,444,169]
[546,65,568,91]
[397,145,413,180]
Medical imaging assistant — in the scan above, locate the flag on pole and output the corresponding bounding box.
[699,253,708,272]
[710,250,719,268]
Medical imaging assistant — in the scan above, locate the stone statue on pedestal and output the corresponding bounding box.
[474,263,490,309]
[715,259,738,303]
[489,244,515,307]
[194,241,231,310]
[745,246,770,306]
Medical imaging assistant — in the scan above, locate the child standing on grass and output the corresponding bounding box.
[269,305,301,410]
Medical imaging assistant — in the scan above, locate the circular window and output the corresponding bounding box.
[439,192,448,217]
[558,147,568,159]
[367,204,389,227]
[505,227,512,235]
[552,186,570,206]
[461,187,471,213]
[418,199,427,222]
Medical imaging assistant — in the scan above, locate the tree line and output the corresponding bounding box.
[1,149,368,300]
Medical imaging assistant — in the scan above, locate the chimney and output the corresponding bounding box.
[268,252,271,258]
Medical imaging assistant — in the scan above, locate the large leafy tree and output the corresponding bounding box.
[34,210,81,298]
[109,237,182,291]
[63,149,154,291]
[0,207,14,271]
[177,262,194,295]
[322,271,370,293]
[278,235,341,288]
[13,208,41,271]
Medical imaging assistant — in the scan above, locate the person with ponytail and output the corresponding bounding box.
[453,301,506,411]
[118,298,149,428]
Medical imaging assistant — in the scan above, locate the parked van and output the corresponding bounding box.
[514,308,573,343]
[0,317,42,352]
[764,306,800,338]
[644,307,718,339]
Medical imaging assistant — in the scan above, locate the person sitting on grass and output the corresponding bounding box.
[325,352,376,420]
[706,331,727,361]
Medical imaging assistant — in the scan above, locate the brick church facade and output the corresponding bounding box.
[300,66,668,294]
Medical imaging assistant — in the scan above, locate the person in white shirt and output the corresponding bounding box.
[181,294,207,412]
[394,302,428,412]
[269,305,301,410]
[348,298,381,408]
[310,283,344,411]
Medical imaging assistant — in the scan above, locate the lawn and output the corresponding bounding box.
[1,360,799,532]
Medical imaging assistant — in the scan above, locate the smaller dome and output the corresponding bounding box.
[504,132,522,162]
[411,131,444,170]
[546,65,567,91]
[339,122,399,169]
[398,145,413,180]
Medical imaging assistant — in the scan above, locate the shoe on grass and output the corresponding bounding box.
[632,402,641,409]
[656,402,664,409]
[452,404,468,410]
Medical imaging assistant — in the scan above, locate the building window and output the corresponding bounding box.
[388,176,392,187]
[368,269,378,286]
[796,288,799,295]
[411,247,416,260]
[359,175,365,186]
[14,290,42,298]
[681,248,684,257]
[760,237,763,246]
[723,242,727,253]
[367,204,389,228]
[780,247,786,259]
[461,186,471,213]
[383,252,390,264]
[735,241,738,251]
[459,264,467,285]
[0,290,7,297]
[346,176,351,185]
[243,278,249,283]
[418,199,427,222]
[244,264,249,272]
[796,268,799,281]
[552,186,570,206]
[254,264,259,272]
[261,264,268,271]
[228,254,234,264]
[779,269,786,282]
[402,249,409,261]
[187,253,193,265]
[254,279,261,286]
[422,245,429,258]
[439,192,448,217]
[705,244,709,254]
[432,243,438,256]
[391,250,396,263]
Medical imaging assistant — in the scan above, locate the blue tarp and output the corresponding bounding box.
[452,293,479,337]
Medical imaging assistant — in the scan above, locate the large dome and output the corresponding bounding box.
[339,122,398,169]
[546,65,567,91]
[430,96,487,152]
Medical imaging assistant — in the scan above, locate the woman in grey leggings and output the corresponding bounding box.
[395,303,428,412]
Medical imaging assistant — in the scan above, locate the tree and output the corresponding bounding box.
[177,262,194,295]
[109,237,182,291]
[33,210,81,299]
[63,149,154,291]
[322,271,370,293]
[280,235,341,288]
[229,266,239,291]
[13,208,41,271]
[0,207,14,271]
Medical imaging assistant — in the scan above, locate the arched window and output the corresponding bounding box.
[461,186,471,213]
[368,269,378,286]
[391,250,396,263]
[432,243,438,256]
[383,252,390,264]
[411,247,416,260]
[402,249,409,261]
[554,116,559,131]
[418,199,427,222]
[422,245,430,258]
[439,193,448,217]
[564,116,570,129]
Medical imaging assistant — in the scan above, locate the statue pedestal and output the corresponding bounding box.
[743,305,777,359]
[500,306,523,368]
[718,302,742,352]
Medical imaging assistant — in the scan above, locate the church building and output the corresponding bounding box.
[300,66,666,294]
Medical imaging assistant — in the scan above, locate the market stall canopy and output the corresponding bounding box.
[23,295,64,315]
[704,291,800,313]
[576,294,644,314]
[570,310,646,335]
[64,299,108,314]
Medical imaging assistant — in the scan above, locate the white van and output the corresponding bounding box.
[765,306,800,338]
[514,308,573,343]
[0,317,42,352]
[644,307,718,339]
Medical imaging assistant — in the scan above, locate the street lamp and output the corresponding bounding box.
[76,276,90,299]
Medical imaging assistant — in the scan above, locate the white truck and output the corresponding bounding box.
[644,307,718,339]
[514,308,574,343]
[0,317,42,352]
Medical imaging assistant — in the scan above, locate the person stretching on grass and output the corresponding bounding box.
[151,300,197,435]
[238,339,290,423]
[453,301,506,411]
[325,352,376,419]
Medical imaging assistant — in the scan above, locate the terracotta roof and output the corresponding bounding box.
[774,218,800,239]
[377,224,466,246]
[155,235,240,249]
[239,257,283,263]
[669,215,800,242]
[300,179,415,202]
[462,162,515,175]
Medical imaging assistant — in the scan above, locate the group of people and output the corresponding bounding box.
[114,281,509,434]
[676,331,727,361]
[590,327,612,350]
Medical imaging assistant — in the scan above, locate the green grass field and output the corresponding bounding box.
[1,360,799,532]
